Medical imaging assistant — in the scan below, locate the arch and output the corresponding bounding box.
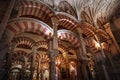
[58,29,80,47]
[36,53,50,63]
[36,53,50,70]
[56,12,78,31]
[58,1,77,18]
[84,38,99,53]
[12,50,30,62]
[35,41,68,57]
[18,0,56,26]
[56,54,66,66]
[78,22,95,38]
[6,17,53,42]
[68,47,76,55]
[58,44,68,58]
[13,37,35,49]
[96,29,109,42]
[35,41,48,50]
[18,0,55,18]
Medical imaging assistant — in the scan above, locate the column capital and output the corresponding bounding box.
[32,46,37,53]
[51,17,59,24]
[46,37,52,43]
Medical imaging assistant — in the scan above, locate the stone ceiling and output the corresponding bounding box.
[42,0,120,26]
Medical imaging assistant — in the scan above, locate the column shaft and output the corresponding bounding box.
[78,29,89,80]
[49,17,59,80]
[30,47,37,80]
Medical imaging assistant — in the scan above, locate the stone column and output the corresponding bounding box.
[47,38,57,80]
[0,0,15,39]
[0,41,9,80]
[77,47,89,80]
[49,17,59,80]
[7,42,16,68]
[75,47,82,80]
[5,42,16,79]
[22,57,28,80]
[94,34,110,80]
[30,46,37,80]
[78,29,89,80]
[65,51,69,80]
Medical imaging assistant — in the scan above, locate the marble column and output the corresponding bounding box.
[30,46,37,80]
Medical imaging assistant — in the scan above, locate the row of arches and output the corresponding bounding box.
[6,17,109,53]
[0,0,114,80]
[8,50,78,80]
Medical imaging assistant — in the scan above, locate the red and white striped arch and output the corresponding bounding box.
[56,12,78,31]
[96,29,109,42]
[55,54,66,66]
[18,0,55,18]
[84,38,98,53]
[36,53,50,63]
[12,50,29,60]
[78,22,95,38]
[6,18,53,39]
[58,30,80,47]
[35,41,48,49]
[13,37,35,49]
[35,41,68,56]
